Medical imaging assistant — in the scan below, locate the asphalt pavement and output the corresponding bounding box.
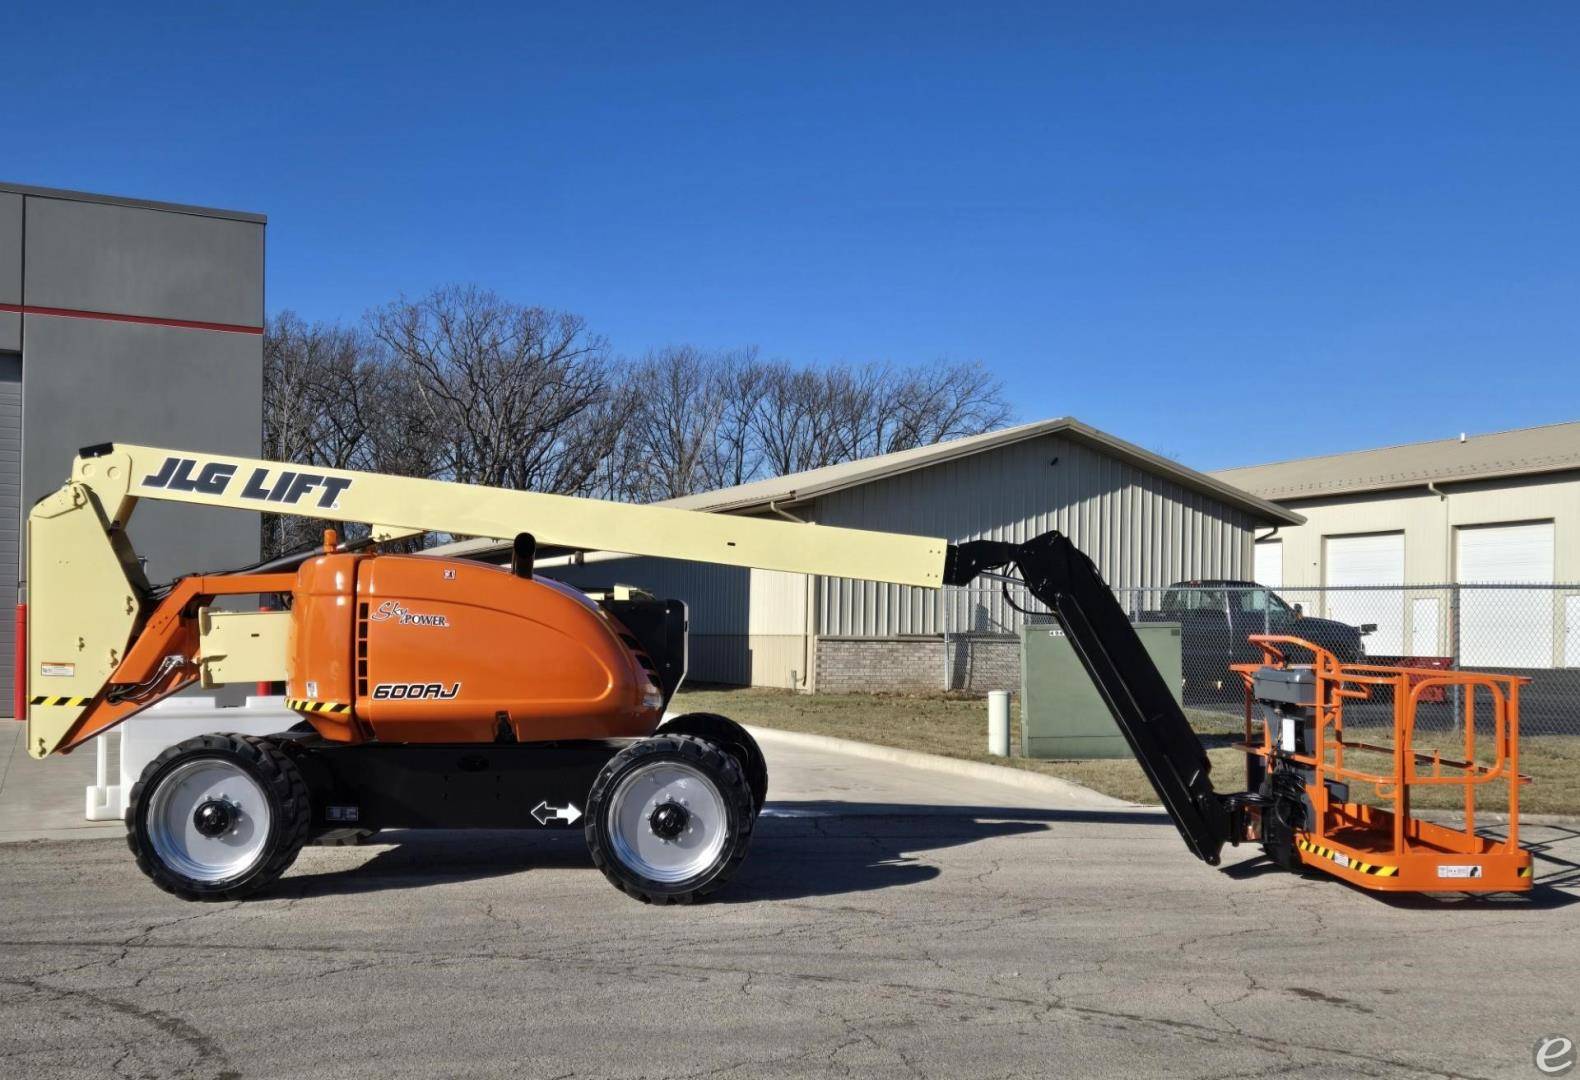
[0,723,1577,1079]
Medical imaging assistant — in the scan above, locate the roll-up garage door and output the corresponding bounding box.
[0,355,18,714]
[1456,522,1554,669]
[1254,540,1283,589]
[1324,533,1404,655]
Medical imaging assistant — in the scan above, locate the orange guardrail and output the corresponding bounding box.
[1230,635,1532,893]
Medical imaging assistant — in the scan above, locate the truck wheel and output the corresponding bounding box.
[127,734,310,901]
[658,712,768,815]
[585,734,754,904]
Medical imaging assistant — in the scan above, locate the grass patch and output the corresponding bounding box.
[671,686,1580,816]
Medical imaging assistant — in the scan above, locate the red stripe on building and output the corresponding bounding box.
[0,303,263,336]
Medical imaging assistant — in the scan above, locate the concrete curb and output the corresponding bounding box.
[744,724,1137,809]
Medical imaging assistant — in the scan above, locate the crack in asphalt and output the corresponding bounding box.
[0,933,1503,1080]
[2,975,238,1080]
[2,820,1574,1078]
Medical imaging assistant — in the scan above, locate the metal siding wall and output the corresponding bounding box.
[547,557,752,632]
[543,433,1257,674]
[748,567,807,634]
[1262,473,1580,589]
[545,557,784,685]
[815,433,1254,636]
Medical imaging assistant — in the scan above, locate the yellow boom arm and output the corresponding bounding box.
[26,444,950,757]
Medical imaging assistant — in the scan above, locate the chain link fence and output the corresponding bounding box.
[944,582,1580,739]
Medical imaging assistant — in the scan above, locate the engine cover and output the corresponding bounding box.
[288,554,663,744]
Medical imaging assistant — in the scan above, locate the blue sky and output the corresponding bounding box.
[9,3,1579,469]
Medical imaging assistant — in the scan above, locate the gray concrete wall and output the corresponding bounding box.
[9,186,264,590]
[0,194,20,352]
[23,196,263,327]
[21,316,263,584]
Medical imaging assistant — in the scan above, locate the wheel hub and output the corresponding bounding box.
[649,801,689,839]
[606,760,729,884]
[145,758,272,884]
[192,798,237,837]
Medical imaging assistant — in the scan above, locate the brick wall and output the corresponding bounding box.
[815,637,945,693]
[945,635,1020,693]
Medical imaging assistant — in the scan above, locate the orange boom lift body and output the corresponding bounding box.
[52,552,666,758]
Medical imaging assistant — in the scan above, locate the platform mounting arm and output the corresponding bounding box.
[947,531,1235,865]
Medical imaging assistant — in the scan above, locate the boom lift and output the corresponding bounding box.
[25,445,1533,902]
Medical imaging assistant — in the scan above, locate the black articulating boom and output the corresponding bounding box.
[945,530,1242,865]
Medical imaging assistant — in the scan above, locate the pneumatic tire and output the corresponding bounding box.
[127,734,310,901]
[658,712,768,815]
[585,734,754,904]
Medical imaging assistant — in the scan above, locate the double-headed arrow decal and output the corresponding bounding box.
[531,801,583,826]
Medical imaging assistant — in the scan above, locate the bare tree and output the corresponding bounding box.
[619,346,730,501]
[701,349,766,490]
[585,375,647,501]
[261,312,378,555]
[738,357,1013,478]
[263,290,1013,550]
[878,360,1013,454]
[368,285,614,492]
[751,363,832,476]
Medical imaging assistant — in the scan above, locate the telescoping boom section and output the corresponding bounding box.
[27,444,1532,898]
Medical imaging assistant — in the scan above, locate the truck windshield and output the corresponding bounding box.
[1238,588,1293,615]
[1162,588,1226,613]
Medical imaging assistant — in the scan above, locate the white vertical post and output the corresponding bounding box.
[987,690,1010,757]
[86,733,114,819]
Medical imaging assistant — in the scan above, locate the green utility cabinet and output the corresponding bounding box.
[1018,621,1183,759]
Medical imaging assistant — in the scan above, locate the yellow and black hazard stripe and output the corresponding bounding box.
[29,695,92,707]
[1518,865,1533,879]
[1297,837,1399,878]
[285,698,352,715]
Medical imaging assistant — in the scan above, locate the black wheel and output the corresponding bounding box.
[585,733,754,904]
[127,734,311,901]
[658,712,768,814]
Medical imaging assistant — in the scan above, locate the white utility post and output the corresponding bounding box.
[987,690,1011,756]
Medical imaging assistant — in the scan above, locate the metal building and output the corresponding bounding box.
[1214,420,1580,667]
[1,182,265,713]
[539,418,1299,692]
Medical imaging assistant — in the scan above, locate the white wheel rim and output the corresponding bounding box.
[607,760,730,884]
[146,758,273,884]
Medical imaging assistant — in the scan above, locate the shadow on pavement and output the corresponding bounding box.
[268,803,1576,907]
[726,802,1168,903]
[272,829,589,899]
[267,802,1169,902]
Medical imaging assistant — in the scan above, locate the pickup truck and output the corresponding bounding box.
[1138,580,1372,694]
